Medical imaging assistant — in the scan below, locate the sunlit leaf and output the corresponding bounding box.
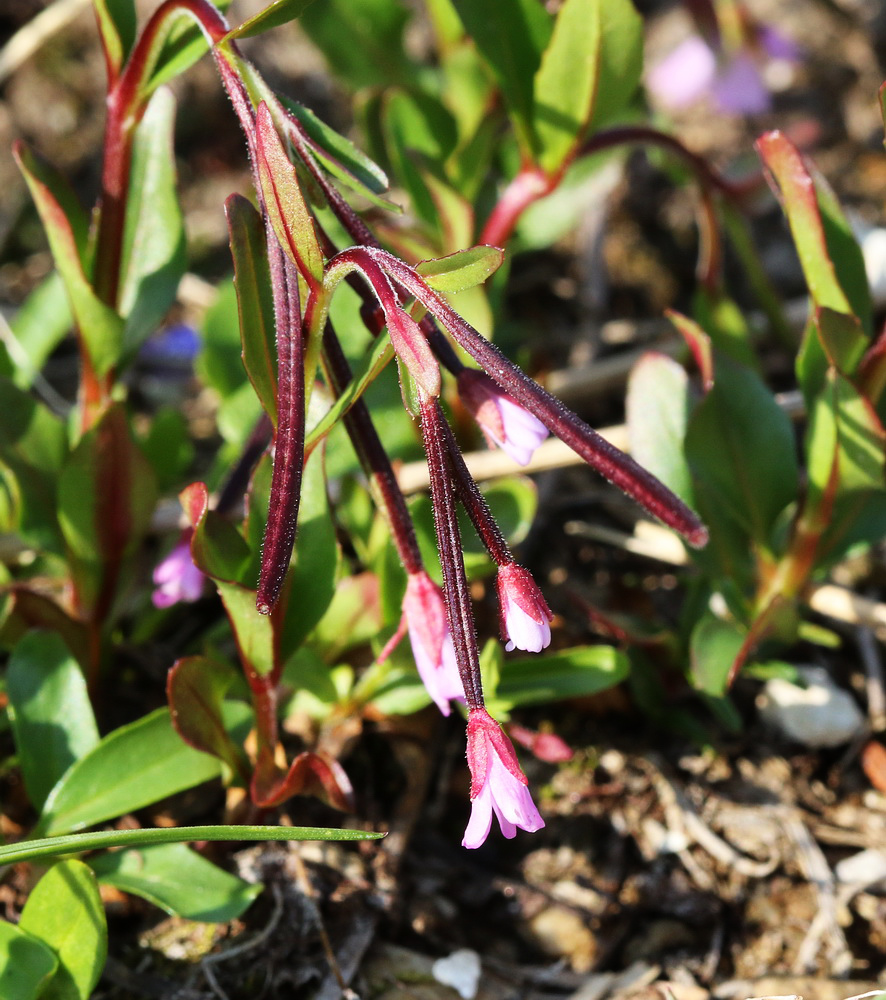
[91,843,261,921]
[494,645,629,709]
[415,246,504,292]
[19,860,106,1000]
[7,632,99,810]
[226,194,278,425]
[0,922,58,1000]
[39,708,227,836]
[223,0,317,40]
[689,614,746,697]
[118,86,187,362]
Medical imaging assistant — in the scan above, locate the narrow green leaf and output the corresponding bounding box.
[168,656,251,778]
[226,194,278,426]
[39,708,225,836]
[533,0,601,173]
[495,645,629,709]
[686,355,799,546]
[14,143,124,375]
[92,0,136,77]
[144,0,234,94]
[756,131,871,333]
[0,826,384,867]
[277,444,340,657]
[8,271,71,389]
[586,0,643,130]
[626,352,694,506]
[91,843,261,922]
[7,633,99,810]
[0,922,58,1000]
[224,0,316,39]
[450,0,552,154]
[218,582,276,677]
[281,96,389,199]
[415,246,505,293]
[307,336,395,450]
[255,102,324,285]
[19,860,106,1000]
[118,86,187,361]
[180,481,251,583]
[689,614,746,697]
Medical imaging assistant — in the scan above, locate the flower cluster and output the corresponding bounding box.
[158,18,709,848]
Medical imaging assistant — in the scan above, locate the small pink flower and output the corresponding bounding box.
[457,369,548,466]
[497,562,553,653]
[403,570,464,715]
[463,707,544,849]
[152,533,204,608]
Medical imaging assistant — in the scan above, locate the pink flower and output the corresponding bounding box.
[403,570,464,715]
[647,23,799,115]
[457,369,548,466]
[497,562,553,653]
[463,708,545,849]
[152,533,204,608]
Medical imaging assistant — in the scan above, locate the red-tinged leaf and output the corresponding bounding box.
[251,750,355,811]
[13,143,124,376]
[858,327,886,412]
[226,194,278,426]
[179,482,250,583]
[814,307,868,375]
[254,102,323,286]
[665,309,713,390]
[168,656,251,781]
[57,405,157,616]
[756,131,871,333]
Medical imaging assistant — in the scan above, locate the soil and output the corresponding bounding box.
[1,0,886,999]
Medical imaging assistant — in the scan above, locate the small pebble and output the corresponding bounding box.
[757,665,864,748]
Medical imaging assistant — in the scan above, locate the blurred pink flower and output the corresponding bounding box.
[457,369,549,466]
[497,562,553,653]
[403,570,464,715]
[463,708,545,849]
[647,24,799,115]
[152,533,204,608]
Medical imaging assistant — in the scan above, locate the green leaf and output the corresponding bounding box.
[299,0,413,90]
[281,97,389,200]
[118,86,187,362]
[13,143,124,376]
[689,614,746,697]
[180,481,251,583]
[7,271,71,390]
[91,843,261,922]
[218,582,276,677]
[0,826,384,867]
[38,708,226,836]
[197,279,243,396]
[756,131,871,334]
[226,194,278,426]
[686,355,799,547]
[806,369,886,508]
[57,405,158,614]
[415,246,505,293]
[533,0,601,173]
[0,922,58,1000]
[224,0,317,40]
[0,376,65,550]
[19,860,106,1000]
[277,444,340,658]
[450,0,552,154]
[168,656,251,778]
[92,0,136,77]
[143,0,234,94]
[255,102,324,285]
[494,645,629,710]
[6,633,99,810]
[307,336,395,450]
[586,0,643,131]
[626,352,694,505]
